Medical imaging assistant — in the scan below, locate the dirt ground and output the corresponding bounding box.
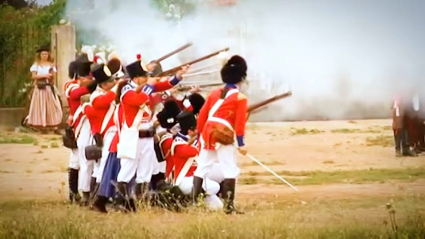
[0,119,424,203]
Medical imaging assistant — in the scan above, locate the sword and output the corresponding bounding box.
[242,153,298,192]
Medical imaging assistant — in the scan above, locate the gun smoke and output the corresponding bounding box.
[65,0,425,122]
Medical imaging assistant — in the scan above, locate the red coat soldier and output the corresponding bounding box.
[63,59,97,204]
[195,55,248,214]
[115,56,189,209]
[172,109,223,210]
[156,100,182,182]
[89,63,121,193]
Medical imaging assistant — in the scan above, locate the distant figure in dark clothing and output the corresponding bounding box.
[392,96,415,157]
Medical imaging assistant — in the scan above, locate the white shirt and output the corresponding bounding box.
[30,63,57,75]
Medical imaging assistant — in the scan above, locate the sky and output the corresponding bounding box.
[39,0,425,120]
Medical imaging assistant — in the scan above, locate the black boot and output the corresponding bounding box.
[135,183,149,202]
[89,177,97,195]
[403,147,417,157]
[222,179,244,215]
[92,196,108,213]
[192,176,204,204]
[68,168,81,204]
[216,181,224,198]
[149,174,158,191]
[150,173,165,191]
[80,192,90,206]
[116,182,131,212]
[88,177,98,205]
[395,149,402,157]
[125,183,137,212]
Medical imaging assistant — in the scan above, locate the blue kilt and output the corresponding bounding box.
[98,152,121,198]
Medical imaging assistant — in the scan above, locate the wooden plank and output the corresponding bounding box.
[51,25,76,106]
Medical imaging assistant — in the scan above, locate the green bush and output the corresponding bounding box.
[150,0,197,22]
[0,0,66,107]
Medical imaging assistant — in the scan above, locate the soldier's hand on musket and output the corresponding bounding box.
[238,146,247,155]
[189,85,200,93]
[176,65,190,80]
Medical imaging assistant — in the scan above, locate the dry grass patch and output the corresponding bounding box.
[366,135,394,147]
[240,167,425,186]
[0,133,37,144]
[331,128,382,134]
[291,128,324,135]
[50,142,60,148]
[0,196,424,238]
[0,170,14,173]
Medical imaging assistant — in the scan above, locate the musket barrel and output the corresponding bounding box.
[152,42,193,63]
[157,47,230,77]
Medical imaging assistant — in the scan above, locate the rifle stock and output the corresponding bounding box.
[157,47,229,77]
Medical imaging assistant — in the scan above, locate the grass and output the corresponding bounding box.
[239,167,425,186]
[0,196,423,238]
[291,128,324,135]
[366,135,394,147]
[331,128,382,134]
[0,134,37,144]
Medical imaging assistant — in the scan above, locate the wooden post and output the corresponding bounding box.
[51,24,76,106]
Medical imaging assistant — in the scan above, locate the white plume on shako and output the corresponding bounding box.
[65,0,425,121]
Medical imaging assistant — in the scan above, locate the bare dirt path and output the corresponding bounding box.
[0,119,424,202]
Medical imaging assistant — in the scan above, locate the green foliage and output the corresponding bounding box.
[0,0,66,107]
[150,0,197,23]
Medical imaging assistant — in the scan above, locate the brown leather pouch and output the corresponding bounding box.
[85,145,102,161]
[62,126,77,149]
[37,79,49,89]
[211,124,235,145]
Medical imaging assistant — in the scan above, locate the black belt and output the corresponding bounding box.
[139,128,155,138]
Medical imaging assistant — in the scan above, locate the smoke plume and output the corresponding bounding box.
[65,0,425,121]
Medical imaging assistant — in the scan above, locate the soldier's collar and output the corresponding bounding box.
[176,132,189,141]
[225,83,238,89]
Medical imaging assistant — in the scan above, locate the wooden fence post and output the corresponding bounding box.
[51,24,76,106]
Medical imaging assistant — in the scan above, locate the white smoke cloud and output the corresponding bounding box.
[65,0,425,121]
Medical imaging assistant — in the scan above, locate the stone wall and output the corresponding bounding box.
[0,108,26,130]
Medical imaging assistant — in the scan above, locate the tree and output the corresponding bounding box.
[0,0,36,9]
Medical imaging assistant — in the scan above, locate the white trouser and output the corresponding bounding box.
[152,160,160,175]
[77,120,94,192]
[94,128,117,183]
[68,149,80,170]
[179,176,223,210]
[159,161,166,173]
[206,163,225,184]
[152,161,166,175]
[195,144,240,179]
[117,137,156,183]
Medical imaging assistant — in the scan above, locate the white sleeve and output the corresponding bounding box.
[30,64,38,73]
[52,66,57,72]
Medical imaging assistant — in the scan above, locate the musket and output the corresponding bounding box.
[182,69,220,77]
[156,47,230,77]
[151,42,193,64]
[175,82,224,91]
[150,43,193,76]
[247,91,292,119]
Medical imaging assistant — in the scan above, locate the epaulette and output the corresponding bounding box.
[120,83,135,101]
[160,133,173,144]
